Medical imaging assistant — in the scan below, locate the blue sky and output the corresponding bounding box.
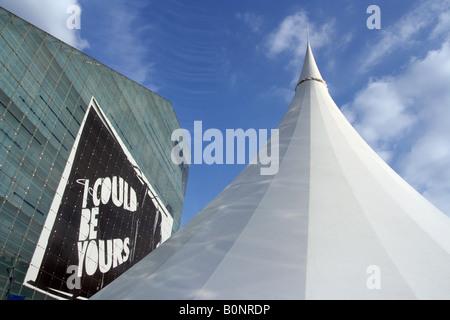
[1,0,450,226]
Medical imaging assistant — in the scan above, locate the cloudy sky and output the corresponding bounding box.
[1,0,449,225]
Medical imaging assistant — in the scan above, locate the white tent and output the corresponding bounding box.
[92,41,450,300]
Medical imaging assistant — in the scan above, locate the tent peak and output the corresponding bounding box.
[295,37,326,91]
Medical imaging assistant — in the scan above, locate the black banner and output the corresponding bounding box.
[24,98,172,299]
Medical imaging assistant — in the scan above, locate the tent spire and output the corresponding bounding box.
[296,30,326,91]
[306,23,309,44]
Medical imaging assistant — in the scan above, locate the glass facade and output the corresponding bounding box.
[0,7,189,299]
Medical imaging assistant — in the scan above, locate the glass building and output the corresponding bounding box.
[0,7,189,299]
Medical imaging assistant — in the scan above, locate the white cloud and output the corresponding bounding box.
[341,79,417,161]
[359,0,450,74]
[431,10,450,38]
[236,12,263,32]
[93,2,156,89]
[0,0,89,50]
[265,11,333,64]
[343,40,450,216]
